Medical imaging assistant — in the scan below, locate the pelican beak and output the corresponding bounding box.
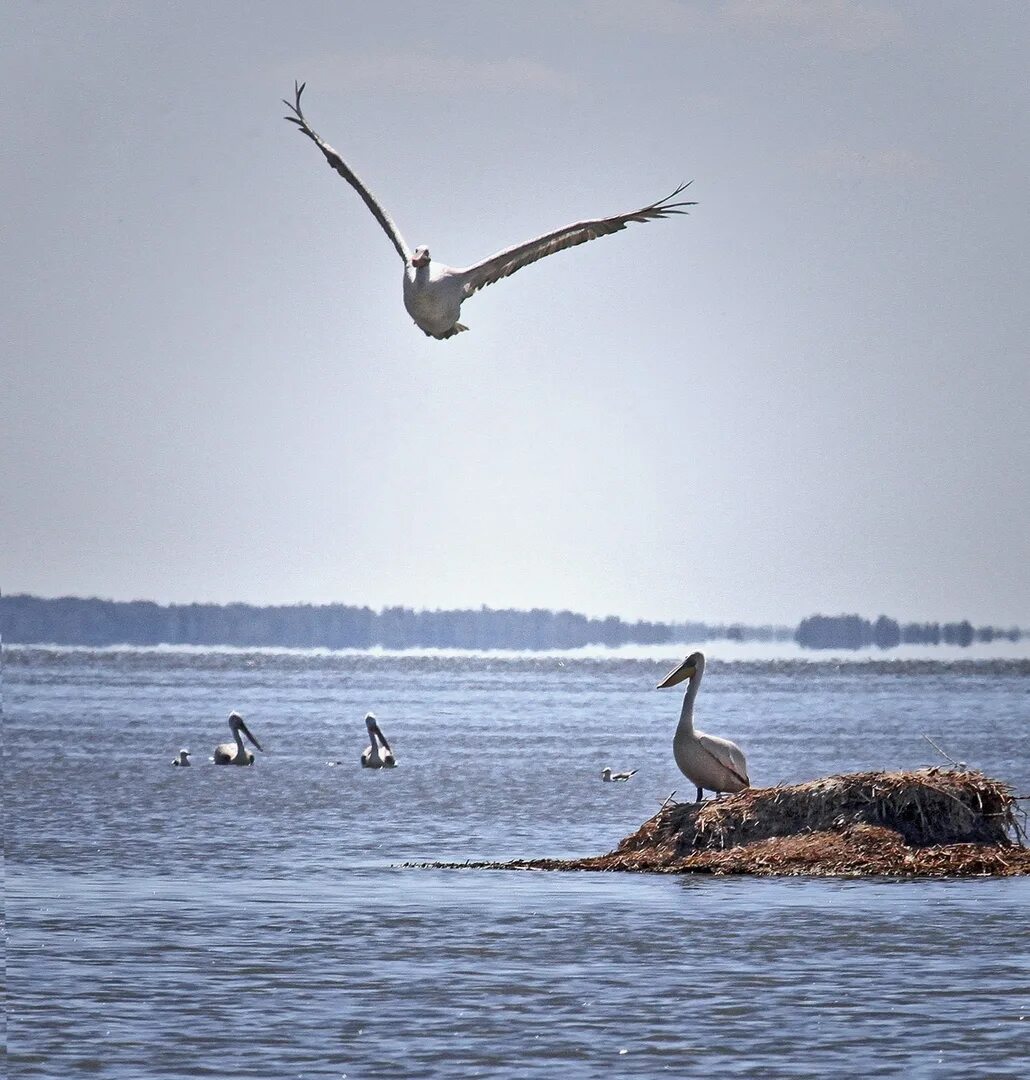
[656,660,696,689]
[240,721,262,751]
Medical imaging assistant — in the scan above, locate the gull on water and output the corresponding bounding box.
[602,768,637,782]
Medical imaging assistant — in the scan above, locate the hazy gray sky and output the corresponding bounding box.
[3,1,1028,625]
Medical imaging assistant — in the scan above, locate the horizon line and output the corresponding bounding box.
[2,592,1024,633]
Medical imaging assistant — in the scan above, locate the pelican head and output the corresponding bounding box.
[411,246,431,268]
[365,712,392,753]
[229,711,263,752]
[657,651,705,689]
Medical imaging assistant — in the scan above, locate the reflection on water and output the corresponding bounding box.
[5,648,1029,1078]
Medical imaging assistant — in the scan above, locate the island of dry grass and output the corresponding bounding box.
[419,768,1030,878]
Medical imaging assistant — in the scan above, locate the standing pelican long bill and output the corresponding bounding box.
[283,82,695,340]
[657,652,749,803]
[213,712,263,766]
[360,713,396,769]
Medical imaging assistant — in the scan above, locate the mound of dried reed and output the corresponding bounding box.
[622,766,1022,853]
[419,769,1029,878]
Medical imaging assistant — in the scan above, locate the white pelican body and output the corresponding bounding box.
[284,83,694,340]
[360,713,396,769]
[602,767,637,782]
[403,261,468,339]
[657,652,749,802]
[172,749,191,767]
[213,712,263,766]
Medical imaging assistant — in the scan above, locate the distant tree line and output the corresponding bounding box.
[4,596,1017,653]
[796,614,1022,650]
[0,594,789,651]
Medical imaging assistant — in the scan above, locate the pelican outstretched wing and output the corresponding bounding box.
[458,184,695,298]
[284,82,411,265]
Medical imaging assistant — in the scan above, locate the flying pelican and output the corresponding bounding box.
[360,713,396,769]
[657,652,749,802]
[283,82,695,340]
[213,712,263,766]
[172,748,191,767]
[602,767,637,782]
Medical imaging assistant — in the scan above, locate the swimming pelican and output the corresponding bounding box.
[657,652,749,802]
[602,767,637,782]
[213,712,263,766]
[283,82,695,340]
[360,713,396,768]
[172,748,191,767]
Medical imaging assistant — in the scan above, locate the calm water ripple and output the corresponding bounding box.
[5,647,1029,1078]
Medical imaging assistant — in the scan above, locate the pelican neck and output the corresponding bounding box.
[676,671,702,736]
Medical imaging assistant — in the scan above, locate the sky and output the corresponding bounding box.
[2,1,1028,626]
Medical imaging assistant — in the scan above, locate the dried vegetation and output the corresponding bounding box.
[424,769,1030,878]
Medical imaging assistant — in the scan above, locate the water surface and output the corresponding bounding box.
[5,647,1029,1078]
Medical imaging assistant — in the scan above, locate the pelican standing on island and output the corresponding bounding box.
[213,712,263,766]
[283,82,695,340]
[361,713,396,769]
[657,652,750,802]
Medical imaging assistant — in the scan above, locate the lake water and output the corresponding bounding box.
[5,646,1029,1078]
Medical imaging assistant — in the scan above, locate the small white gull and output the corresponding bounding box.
[602,767,638,782]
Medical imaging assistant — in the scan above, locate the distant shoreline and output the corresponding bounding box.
[5,640,1029,664]
[1,594,1022,655]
